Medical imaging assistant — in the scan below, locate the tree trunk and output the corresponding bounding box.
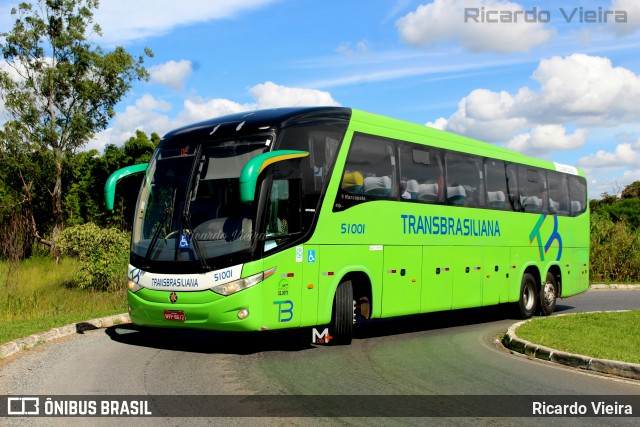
[51,148,64,261]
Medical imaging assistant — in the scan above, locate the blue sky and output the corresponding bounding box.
[2,0,640,198]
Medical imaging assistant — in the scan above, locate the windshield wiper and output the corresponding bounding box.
[143,206,172,266]
[176,147,211,271]
[143,186,177,266]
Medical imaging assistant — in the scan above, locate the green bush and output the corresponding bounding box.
[590,213,640,283]
[57,223,130,290]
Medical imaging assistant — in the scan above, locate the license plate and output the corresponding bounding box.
[164,310,186,321]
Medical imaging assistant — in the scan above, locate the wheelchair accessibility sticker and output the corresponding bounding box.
[307,250,316,263]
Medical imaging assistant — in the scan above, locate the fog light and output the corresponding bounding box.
[127,304,132,313]
[237,308,249,319]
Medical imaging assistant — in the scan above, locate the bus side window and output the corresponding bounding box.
[337,133,397,209]
[547,171,569,215]
[264,175,302,251]
[485,160,510,211]
[518,167,546,213]
[445,152,483,207]
[568,175,587,216]
[399,144,444,203]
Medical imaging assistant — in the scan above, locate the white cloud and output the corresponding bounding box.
[609,0,640,36]
[425,117,448,130]
[507,125,589,155]
[92,0,280,45]
[396,0,553,54]
[528,54,640,125]
[577,137,640,198]
[441,89,530,142]
[90,82,339,150]
[87,94,173,151]
[431,54,640,153]
[174,97,248,126]
[150,60,193,91]
[249,81,340,108]
[578,139,640,169]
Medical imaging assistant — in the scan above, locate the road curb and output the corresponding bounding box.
[590,284,640,290]
[502,312,640,381]
[0,313,130,360]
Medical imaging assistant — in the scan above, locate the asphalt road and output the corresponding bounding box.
[1,289,639,426]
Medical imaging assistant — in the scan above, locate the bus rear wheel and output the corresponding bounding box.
[516,273,537,319]
[329,280,354,345]
[539,271,557,316]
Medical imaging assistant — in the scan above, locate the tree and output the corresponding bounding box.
[621,181,640,200]
[0,0,152,256]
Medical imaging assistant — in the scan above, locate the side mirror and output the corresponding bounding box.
[239,150,308,202]
[104,163,148,210]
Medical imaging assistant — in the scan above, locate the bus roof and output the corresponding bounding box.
[158,106,583,177]
[159,106,351,146]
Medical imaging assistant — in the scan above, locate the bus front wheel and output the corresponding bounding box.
[329,280,354,345]
[539,271,557,316]
[516,273,537,319]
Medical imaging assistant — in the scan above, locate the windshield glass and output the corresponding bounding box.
[132,138,270,263]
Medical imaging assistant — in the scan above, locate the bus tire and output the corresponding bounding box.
[516,273,537,319]
[539,271,557,316]
[329,280,353,345]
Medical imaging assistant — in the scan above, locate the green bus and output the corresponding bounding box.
[105,107,589,345]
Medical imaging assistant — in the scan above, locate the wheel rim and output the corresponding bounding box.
[523,283,535,311]
[543,281,556,307]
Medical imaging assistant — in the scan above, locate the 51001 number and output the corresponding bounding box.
[341,223,365,234]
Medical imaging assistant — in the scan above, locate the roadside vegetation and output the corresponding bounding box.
[516,311,640,364]
[0,256,126,345]
[589,182,640,283]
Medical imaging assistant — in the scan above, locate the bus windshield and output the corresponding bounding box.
[132,137,271,263]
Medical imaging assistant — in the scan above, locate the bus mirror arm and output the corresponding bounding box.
[239,150,309,203]
[104,163,149,210]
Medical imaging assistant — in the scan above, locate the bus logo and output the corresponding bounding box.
[274,300,294,322]
[169,292,178,304]
[529,214,563,261]
[312,328,332,344]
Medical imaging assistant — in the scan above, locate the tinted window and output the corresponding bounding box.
[336,133,397,210]
[278,123,346,224]
[547,171,569,215]
[399,145,444,203]
[568,175,587,216]
[485,159,511,211]
[518,167,547,213]
[446,152,483,207]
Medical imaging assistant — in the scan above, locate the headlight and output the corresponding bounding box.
[128,280,143,293]
[211,267,275,296]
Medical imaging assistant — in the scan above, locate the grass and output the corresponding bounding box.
[0,257,127,345]
[516,311,640,365]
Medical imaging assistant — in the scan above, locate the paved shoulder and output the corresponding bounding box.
[0,314,130,359]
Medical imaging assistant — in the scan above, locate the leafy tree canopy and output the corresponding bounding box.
[0,0,152,253]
